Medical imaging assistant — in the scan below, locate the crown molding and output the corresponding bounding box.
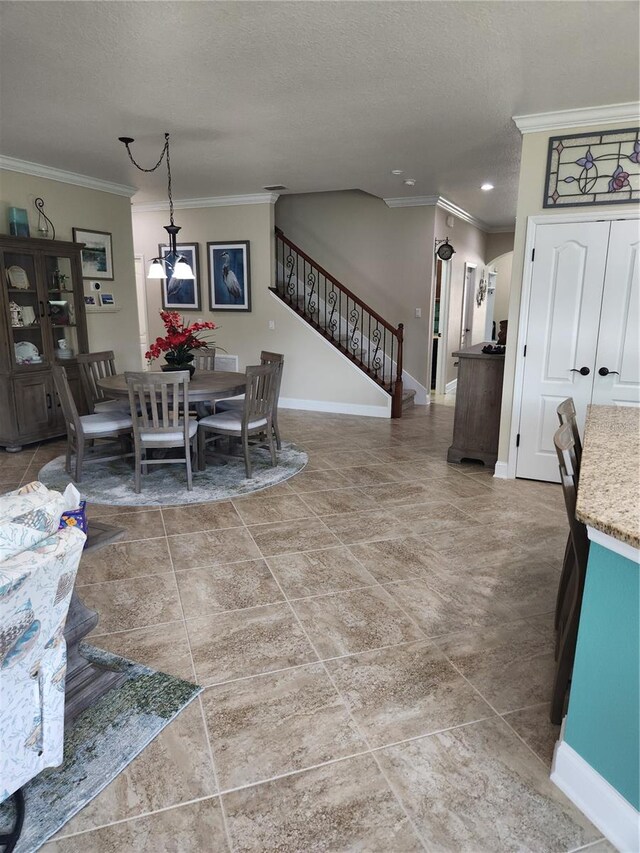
[383,194,440,209]
[513,102,640,134]
[132,192,280,212]
[383,194,503,233]
[0,154,137,197]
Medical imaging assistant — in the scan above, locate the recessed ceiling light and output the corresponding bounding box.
[403,179,416,187]
[391,169,404,175]
[481,183,494,191]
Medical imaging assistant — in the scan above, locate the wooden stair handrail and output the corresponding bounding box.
[275,227,400,337]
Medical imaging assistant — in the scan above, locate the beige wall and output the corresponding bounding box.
[435,206,487,385]
[497,120,640,466]
[132,202,390,414]
[485,231,514,260]
[276,191,436,390]
[0,169,142,370]
[488,251,513,328]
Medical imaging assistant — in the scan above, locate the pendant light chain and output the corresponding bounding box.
[120,132,174,225]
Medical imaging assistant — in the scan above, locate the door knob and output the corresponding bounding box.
[570,366,591,376]
[598,367,620,377]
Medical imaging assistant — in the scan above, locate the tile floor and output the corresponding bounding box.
[7,404,613,851]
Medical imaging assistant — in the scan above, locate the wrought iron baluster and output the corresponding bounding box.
[327,287,337,336]
[307,269,316,319]
[371,326,382,375]
[349,305,360,358]
[285,249,295,300]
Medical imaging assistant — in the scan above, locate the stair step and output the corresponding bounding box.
[402,389,416,409]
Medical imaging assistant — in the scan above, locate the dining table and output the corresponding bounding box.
[97,369,246,404]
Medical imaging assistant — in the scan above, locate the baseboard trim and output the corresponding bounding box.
[279,397,391,419]
[445,378,457,395]
[493,461,509,479]
[551,740,640,852]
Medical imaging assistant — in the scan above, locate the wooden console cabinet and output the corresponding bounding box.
[447,342,505,468]
[0,235,89,451]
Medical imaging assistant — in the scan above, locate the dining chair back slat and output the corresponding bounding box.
[243,363,279,426]
[53,364,84,436]
[77,351,118,412]
[557,397,583,467]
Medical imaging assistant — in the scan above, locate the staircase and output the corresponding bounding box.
[271,227,407,417]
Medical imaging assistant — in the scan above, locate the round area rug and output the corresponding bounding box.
[38,441,307,507]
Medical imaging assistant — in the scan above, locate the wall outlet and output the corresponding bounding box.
[446,215,455,228]
[268,320,275,330]
[414,307,422,318]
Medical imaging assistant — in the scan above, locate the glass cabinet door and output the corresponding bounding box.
[2,250,48,369]
[43,254,80,361]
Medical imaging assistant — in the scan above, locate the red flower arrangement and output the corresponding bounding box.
[145,311,216,366]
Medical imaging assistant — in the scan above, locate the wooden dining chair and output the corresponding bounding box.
[554,397,583,632]
[550,421,590,724]
[125,371,198,493]
[198,363,278,478]
[77,351,129,414]
[216,351,284,448]
[52,366,133,483]
[192,346,216,371]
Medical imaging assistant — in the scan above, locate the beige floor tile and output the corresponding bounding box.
[437,619,556,713]
[267,546,378,598]
[337,463,406,487]
[321,508,415,544]
[298,486,377,516]
[187,602,317,685]
[378,717,599,852]
[161,500,242,534]
[384,576,513,638]
[348,536,448,583]
[288,469,351,493]
[45,798,228,852]
[231,493,314,524]
[397,501,478,536]
[322,449,388,468]
[222,753,423,853]
[291,586,424,658]
[85,502,150,519]
[167,527,261,570]
[76,537,172,585]
[360,481,448,508]
[502,702,561,767]
[247,517,340,556]
[202,663,366,789]
[88,508,166,542]
[79,574,182,634]
[451,558,560,618]
[326,641,493,747]
[56,701,216,837]
[176,559,284,618]
[89,621,195,681]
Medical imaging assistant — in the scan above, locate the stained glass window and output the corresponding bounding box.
[544,127,640,208]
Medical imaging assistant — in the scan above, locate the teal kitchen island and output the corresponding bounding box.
[551,405,640,852]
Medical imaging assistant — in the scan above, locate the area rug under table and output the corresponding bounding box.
[38,441,307,507]
[0,645,202,853]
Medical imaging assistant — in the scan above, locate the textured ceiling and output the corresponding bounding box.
[1,1,638,228]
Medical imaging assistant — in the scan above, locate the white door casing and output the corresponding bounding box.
[515,221,610,482]
[591,219,640,406]
[460,263,476,350]
[133,254,149,368]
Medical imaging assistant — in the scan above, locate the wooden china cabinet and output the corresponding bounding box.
[0,235,89,452]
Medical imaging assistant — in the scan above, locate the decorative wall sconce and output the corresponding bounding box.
[34,198,55,240]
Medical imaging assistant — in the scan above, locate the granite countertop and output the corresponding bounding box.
[576,405,640,549]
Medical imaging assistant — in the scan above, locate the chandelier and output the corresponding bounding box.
[118,132,194,280]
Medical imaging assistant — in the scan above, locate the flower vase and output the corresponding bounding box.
[161,354,195,377]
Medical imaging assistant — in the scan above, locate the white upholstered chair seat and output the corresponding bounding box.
[215,397,244,412]
[140,419,198,444]
[73,412,133,435]
[199,412,267,432]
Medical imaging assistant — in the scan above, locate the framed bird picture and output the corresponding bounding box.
[207,241,251,312]
[159,243,201,310]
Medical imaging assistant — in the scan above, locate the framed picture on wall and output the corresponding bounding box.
[159,243,201,310]
[207,241,251,312]
[72,228,114,280]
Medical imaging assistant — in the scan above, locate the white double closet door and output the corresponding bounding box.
[516,218,639,482]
